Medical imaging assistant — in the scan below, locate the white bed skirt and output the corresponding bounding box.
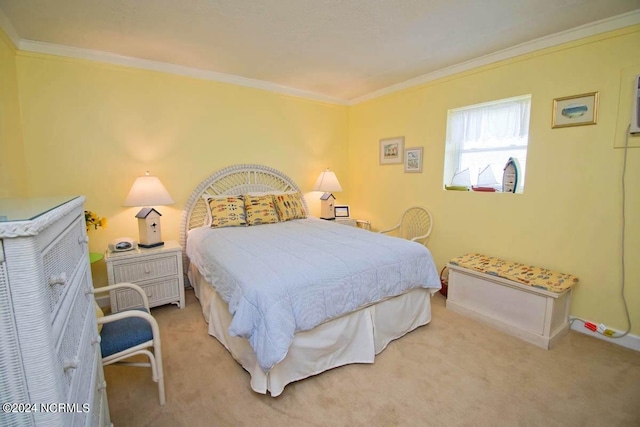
[189,264,434,397]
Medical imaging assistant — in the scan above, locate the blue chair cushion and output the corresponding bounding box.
[100,308,153,358]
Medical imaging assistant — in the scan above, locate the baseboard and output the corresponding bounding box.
[570,316,640,352]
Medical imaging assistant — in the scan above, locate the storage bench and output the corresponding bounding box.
[445,253,579,349]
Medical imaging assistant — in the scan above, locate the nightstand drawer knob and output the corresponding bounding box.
[92,335,102,345]
[97,381,107,391]
[78,236,89,244]
[49,272,67,286]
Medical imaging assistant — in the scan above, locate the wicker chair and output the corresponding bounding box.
[379,206,433,245]
[94,283,166,405]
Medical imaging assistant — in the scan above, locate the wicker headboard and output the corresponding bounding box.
[179,164,308,271]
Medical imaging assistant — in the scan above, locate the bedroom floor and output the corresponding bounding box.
[105,289,640,427]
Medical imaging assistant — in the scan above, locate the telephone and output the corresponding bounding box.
[108,237,136,252]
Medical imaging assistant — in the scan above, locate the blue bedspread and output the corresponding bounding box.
[187,218,440,372]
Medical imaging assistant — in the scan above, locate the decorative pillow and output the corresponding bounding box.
[244,194,280,226]
[94,301,104,333]
[273,192,306,221]
[207,196,247,228]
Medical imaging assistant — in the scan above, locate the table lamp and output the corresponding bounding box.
[312,168,342,220]
[123,171,174,248]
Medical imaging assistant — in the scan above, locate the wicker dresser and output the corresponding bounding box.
[0,196,111,427]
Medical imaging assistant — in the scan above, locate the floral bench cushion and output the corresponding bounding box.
[449,253,579,293]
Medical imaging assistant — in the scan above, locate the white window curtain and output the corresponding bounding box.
[449,97,530,150]
[445,96,531,188]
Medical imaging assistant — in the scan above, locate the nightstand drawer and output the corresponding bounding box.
[112,254,178,283]
[113,277,181,311]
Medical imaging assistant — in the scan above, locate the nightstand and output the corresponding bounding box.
[335,218,372,230]
[335,218,357,227]
[105,240,185,312]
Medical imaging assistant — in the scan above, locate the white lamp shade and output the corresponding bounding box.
[312,169,342,193]
[123,174,174,207]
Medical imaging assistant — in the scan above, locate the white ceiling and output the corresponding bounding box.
[1,0,639,103]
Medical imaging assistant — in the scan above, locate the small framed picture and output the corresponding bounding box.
[334,205,350,218]
[379,136,404,165]
[404,147,423,173]
[552,92,599,128]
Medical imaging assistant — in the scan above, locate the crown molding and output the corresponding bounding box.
[348,9,640,105]
[17,39,348,106]
[5,9,639,106]
[0,8,20,48]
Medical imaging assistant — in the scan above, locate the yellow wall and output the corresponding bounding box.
[0,31,27,197]
[349,26,640,334]
[14,51,348,285]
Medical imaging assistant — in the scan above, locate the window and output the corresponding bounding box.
[443,95,531,192]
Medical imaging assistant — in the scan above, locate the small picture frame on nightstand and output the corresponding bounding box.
[334,205,350,218]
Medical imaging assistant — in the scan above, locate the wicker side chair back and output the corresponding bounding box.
[379,206,433,245]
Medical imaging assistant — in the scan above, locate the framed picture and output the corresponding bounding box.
[552,92,599,128]
[404,147,423,173]
[334,205,350,218]
[379,136,404,165]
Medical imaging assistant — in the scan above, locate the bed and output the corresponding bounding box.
[180,164,441,396]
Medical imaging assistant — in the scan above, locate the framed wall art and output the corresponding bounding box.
[552,92,599,128]
[379,136,404,165]
[404,147,423,173]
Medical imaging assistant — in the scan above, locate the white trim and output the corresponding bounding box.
[17,39,348,106]
[3,10,639,105]
[570,316,640,352]
[349,10,640,105]
[0,8,20,48]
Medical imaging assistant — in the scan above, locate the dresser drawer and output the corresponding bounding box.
[89,349,109,427]
[69,297,102,427]
[43,216,87,318]
[112,254,178,283]
[70,344,100,427]
[113,277,181,311]
[55,267,94,399]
